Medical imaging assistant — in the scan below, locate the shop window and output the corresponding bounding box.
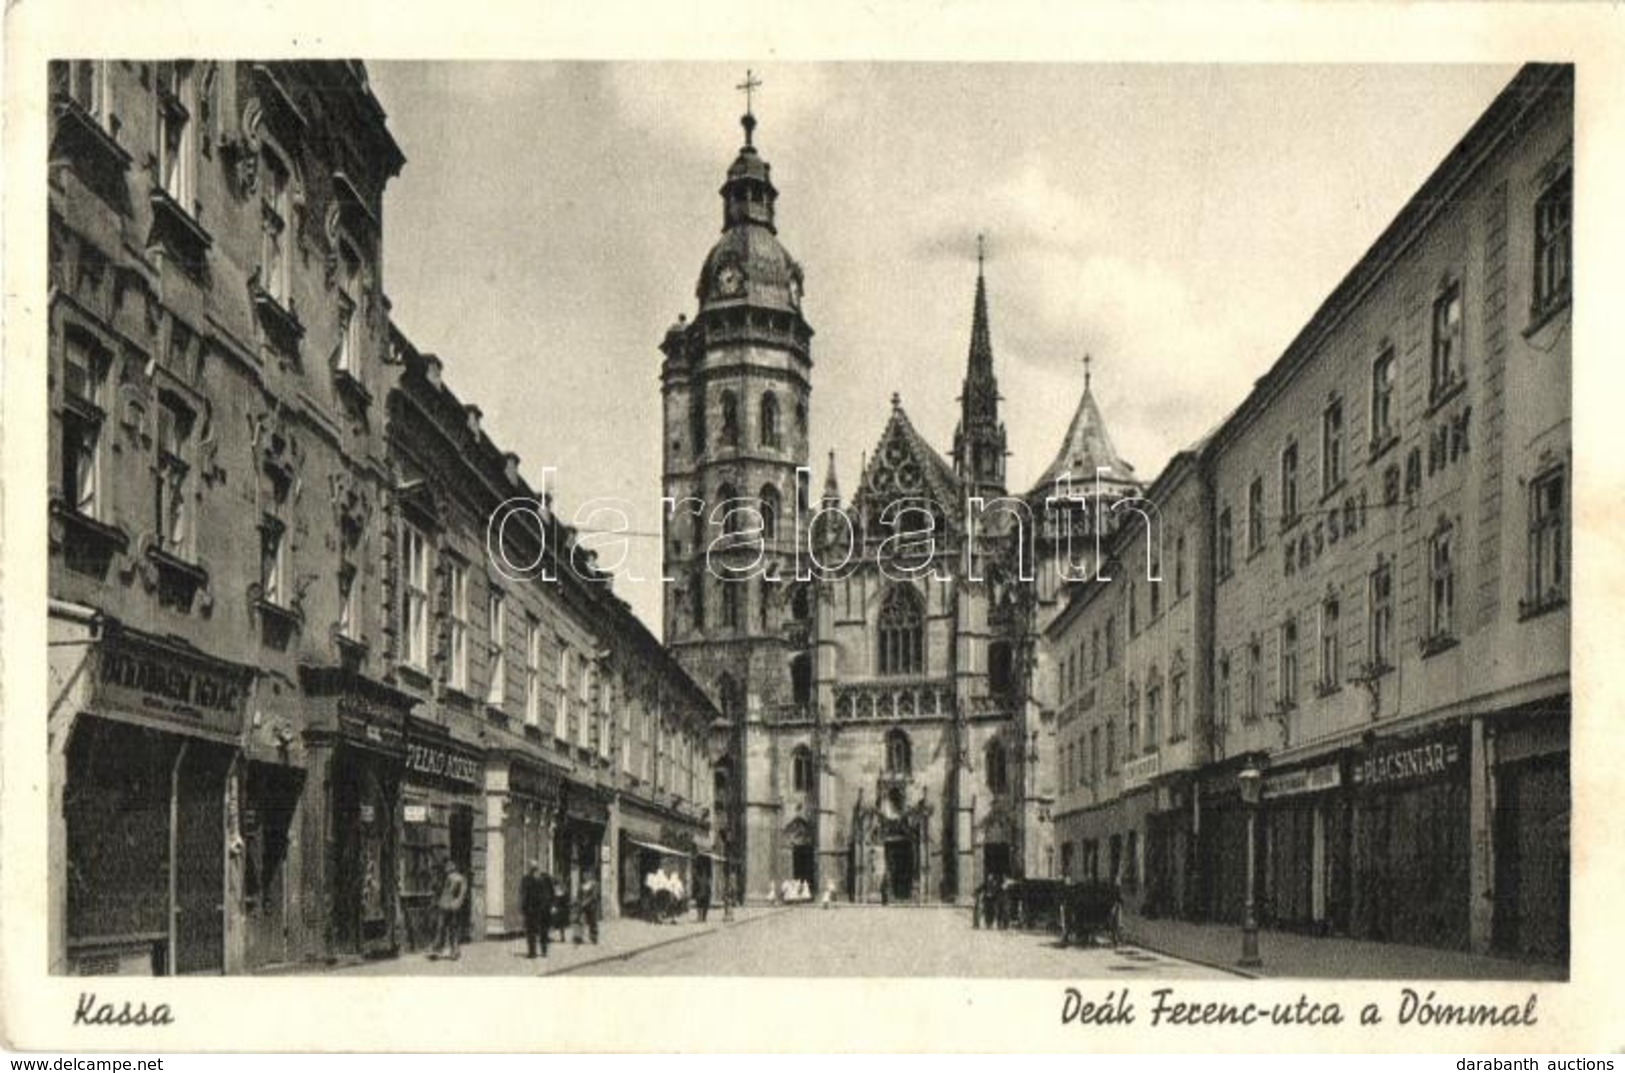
[1532,169,1571,321]
[792,745,813,792]
[1430,281,1465,406]
[877,585,924,676]
[1524,468,1566,617]
[986,740,1008,794]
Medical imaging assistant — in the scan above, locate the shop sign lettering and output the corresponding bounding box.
[1356,735,1462,790]
[405,741,481,787]
[96,639,247,738]
[1264,763,1342,799]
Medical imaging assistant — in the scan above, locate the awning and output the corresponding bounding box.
[624,837,693,858]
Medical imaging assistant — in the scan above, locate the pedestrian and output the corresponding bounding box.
[433,858,468,960]
[695,871,712,923]
[575,873,600,944]
[671,870,687,921]
[521,860,554,959]
[722,871,736,922]
[821,878,835,909]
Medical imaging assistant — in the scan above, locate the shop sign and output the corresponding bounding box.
[1355,731,1463,791]
[1264,762,1343,800]
[337,694,404,750]
[95,633,249,739]
[405,740,481,787]
[511,764,562,803]
[404,803,429,824]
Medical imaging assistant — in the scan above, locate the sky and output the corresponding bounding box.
[366,62,1519,633]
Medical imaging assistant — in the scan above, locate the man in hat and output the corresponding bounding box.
[520,860,555,958]
[433,858,469,961]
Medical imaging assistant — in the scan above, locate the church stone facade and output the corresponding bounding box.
[660,108,1138,903]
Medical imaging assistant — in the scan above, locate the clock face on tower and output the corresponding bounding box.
[716,265,744,297]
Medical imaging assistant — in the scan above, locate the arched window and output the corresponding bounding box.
[885,728,912,775]
[718,673,743,723]
[985,740,1008,794]
[716,482,741,534]
[792,744,813,792]
[791,586,811,622]
[760,391,781,448]
[877,585,925,676]
[760,483,780,541]
[988,640,1014,697]
[720,390,739,446]
[690,568,706,630]
[721,579,742,630]
[790,652,812,706]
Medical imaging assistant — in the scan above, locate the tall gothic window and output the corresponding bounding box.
[884,728,912,776]
[985,740,1008,794]
[760,391,781,448]
[760,483,780,542]
[792,745,813,792]
[877,585,925,676]
[720,390,740,446]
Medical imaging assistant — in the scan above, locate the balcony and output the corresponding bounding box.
[833,680,951,722]
[147,186,212,274]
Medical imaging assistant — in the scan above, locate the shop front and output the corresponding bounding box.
[400,719,485,952]
[1350,723,1472,950]
[298,666,413,963]
[1490,702,1570,962]
[58,624,253,976]
[485,753,564,938]
[1143,775,1197,920]
[617,802,698,920]
[1195,764,1251,926]
[556,781,610,915]
[1260,754,1350,935]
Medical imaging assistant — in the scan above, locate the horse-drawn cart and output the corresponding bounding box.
[1057,881,1122,948]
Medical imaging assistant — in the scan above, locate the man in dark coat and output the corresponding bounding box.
[521,861,555,958]
[694,871,712,923]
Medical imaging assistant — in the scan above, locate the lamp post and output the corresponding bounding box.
[1237,761,1264,969]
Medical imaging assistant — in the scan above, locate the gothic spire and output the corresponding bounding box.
[953,234,1007,498]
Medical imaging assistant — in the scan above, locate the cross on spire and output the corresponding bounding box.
[737,69,762,145]
[1083,352,1093,391]
[977,232,986,275]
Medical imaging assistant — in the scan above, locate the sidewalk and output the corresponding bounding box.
[304,907,786,977]
[1123,914,1567,981]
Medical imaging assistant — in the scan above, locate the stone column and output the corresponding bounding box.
[1468,716,1495,954]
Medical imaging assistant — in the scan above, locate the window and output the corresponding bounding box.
[1279,617,1298,708]
[760,483,780,542]
[524,618,542,726]
[1371,346,1397,447]
[1527,469,1566,613]
[1148,557,1162,618]
[1533,169,1572,318]
[1246,639,1262,720]
[60,60,107,123]
[1369,560,1393,669]
[1127,684,1140,756]
[1217,653,1231,728]
[621,689,635,774]
[1319,595,1341,691]
[1175,532,1188,598]
[59,332,106,518]
[877,585,925,676]
[1090,628,1101,676]
[337,564,359,640]
[336,241,363,375]
[721,580,742,631]
[446,560,469,691]
[1217,508,1234,579]
[716,482,741,535]
[1322,397,1344,493]
[1128,582,1138,635]
[577,661,591,748]
[154,396,193,555]
[1105,718,1117,774]
[690,568,706,630]
[1104,617,1116,668]
[760,391,781,448]
[259,146,293,305]
[1170,664,1187,740]
[720,390,739,446]
[884,729,912,775]
[556,648,571,740]
[261,472,292,608]
[156,63,196,212]
[1429,522,1456,641]
[1431,281,1464,402]
[986,741,1008,794]
[1247,478,1265,554]
[1089,727,1100,785]
[1144,675,1161,750]
[486,590,506,705]
[401,526,432,669]
[1280,441,1299,527]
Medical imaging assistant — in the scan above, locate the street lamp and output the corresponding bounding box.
[1236,761,1264,969]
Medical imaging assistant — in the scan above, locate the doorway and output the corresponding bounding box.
[449,806,475,944]
[792,844,815,887]
[982,841,1011,882]
[884,839,915,901]
[242,762,303,970]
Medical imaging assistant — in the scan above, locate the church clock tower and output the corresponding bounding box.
[659,78,814,890]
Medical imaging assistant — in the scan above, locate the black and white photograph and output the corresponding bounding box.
[3,1,1621,1057]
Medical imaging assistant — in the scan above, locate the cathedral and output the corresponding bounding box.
[658,97,1141,904]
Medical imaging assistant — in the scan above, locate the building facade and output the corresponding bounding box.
[1050,63,1571,963]
[45,58,717,976]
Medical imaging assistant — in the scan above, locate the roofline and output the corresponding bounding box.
[1206,63,1571,460]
